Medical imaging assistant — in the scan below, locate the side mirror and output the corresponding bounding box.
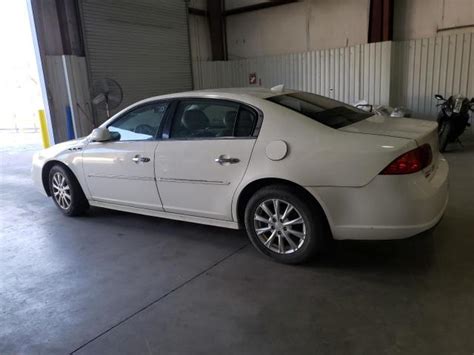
[435,94,445,100]
[90,127,120,142]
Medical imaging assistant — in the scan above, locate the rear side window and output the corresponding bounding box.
[267,92,371,129]
[170,99,258,139]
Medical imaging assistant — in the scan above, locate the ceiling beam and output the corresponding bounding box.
[188,7,207,16]
[188,0,298,17]
[224,0,298,16]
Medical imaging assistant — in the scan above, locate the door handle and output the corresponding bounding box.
[132,155,151,163]
[215,155,240,165]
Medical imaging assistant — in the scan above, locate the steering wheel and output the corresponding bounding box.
[134,124,155,136]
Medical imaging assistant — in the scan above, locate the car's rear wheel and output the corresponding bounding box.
[244,185,325,264]
[48,165,89,216]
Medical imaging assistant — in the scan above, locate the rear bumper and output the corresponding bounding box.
[306,156,449,240]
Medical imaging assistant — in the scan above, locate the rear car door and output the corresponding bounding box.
[155,98,261,220]
[82,101,169,210]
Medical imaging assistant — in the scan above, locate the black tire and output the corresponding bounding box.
[48,164,89,216]
[244,185,327,264]
[438,121,451,153]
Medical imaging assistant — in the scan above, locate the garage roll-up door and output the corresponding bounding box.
[79,0,192,124]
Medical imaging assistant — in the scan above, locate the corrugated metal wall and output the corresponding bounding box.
[194,41,392,106]
[79,0,193,124]
[193,30,474,118]
[391,31,473,118]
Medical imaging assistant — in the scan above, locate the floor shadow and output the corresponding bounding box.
[443,131,474,154]
[84,206,438,274]
[307,228,436,274]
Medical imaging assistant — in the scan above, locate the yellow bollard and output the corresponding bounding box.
[38,109,50,148]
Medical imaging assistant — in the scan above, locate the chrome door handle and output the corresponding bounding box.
[132,155,150,163]
[215,155,240,165]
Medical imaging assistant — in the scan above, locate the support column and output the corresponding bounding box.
[207,0,227,61]
[368,0,393,43]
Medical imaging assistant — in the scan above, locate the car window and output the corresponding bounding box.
[171,100,240,139]
[108,102,169,141]
[267,92,371,129]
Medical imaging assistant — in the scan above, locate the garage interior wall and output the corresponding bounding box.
[79,0,193,125]
[189,0,473,118]
[34,0,473,142]
[226,0,370,59]
[394,0,474,40]
[193,30,473,118]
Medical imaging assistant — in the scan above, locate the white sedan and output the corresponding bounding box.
[32,87,449,263]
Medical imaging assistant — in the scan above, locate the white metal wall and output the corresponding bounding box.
[193,29,474,118]
[194,41,392,106]
[79,0,193,124]
[391,31,474,118]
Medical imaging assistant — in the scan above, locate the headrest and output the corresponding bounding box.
[182,110,209,130]
[239,110,253,125]
[235,110,255,136]
[224,111,237,128]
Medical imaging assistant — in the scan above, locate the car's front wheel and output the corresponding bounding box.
[48,165,89,216]
[244,185,326,264]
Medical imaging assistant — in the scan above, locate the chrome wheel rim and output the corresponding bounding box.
[52,172,71,210]
[254,199,306,254]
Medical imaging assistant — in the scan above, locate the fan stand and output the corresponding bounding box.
[105,96,110,118]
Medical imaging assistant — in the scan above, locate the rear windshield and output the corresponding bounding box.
[267,92,372,129]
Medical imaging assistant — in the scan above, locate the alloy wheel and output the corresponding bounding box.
[52,172,72,210]
[253,199,306,254]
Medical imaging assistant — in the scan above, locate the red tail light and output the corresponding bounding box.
[380,144,432,175]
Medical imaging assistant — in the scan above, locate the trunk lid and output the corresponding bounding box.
[340,116,440,177]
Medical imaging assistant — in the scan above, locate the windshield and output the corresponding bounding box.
[267,92,372,129]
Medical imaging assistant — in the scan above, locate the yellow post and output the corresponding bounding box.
[38,109,50,148]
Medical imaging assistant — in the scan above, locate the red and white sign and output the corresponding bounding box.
[249,73,257,85]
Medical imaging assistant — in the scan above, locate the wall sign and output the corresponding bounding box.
[249,73,257,85]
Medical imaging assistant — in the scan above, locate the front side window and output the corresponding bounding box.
[108,102,169,141]
[170,100,257,139]
[267,92,371,129]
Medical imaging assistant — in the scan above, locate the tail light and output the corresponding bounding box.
[380,144,432,175]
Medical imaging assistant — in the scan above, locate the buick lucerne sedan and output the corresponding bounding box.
[32,87,449,263]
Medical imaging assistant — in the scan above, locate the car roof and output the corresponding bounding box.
[137,87,295,103]
[102,87,295,127]
[189,87,286,99]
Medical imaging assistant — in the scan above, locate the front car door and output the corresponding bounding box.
[155,98,261,220]
[82,101,169,210]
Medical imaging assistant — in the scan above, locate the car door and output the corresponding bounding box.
[82,101,169,210]
[155,99,260,220]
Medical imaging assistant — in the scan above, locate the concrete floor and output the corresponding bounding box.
[1,132,473,355]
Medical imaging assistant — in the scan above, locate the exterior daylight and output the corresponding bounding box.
[32,87,449,264]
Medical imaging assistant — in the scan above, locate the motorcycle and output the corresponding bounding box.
[435,94,474,152]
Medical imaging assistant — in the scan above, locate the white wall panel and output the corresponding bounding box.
[193,30,473,119]
[194,41,392,106]
[392,31,473,118]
